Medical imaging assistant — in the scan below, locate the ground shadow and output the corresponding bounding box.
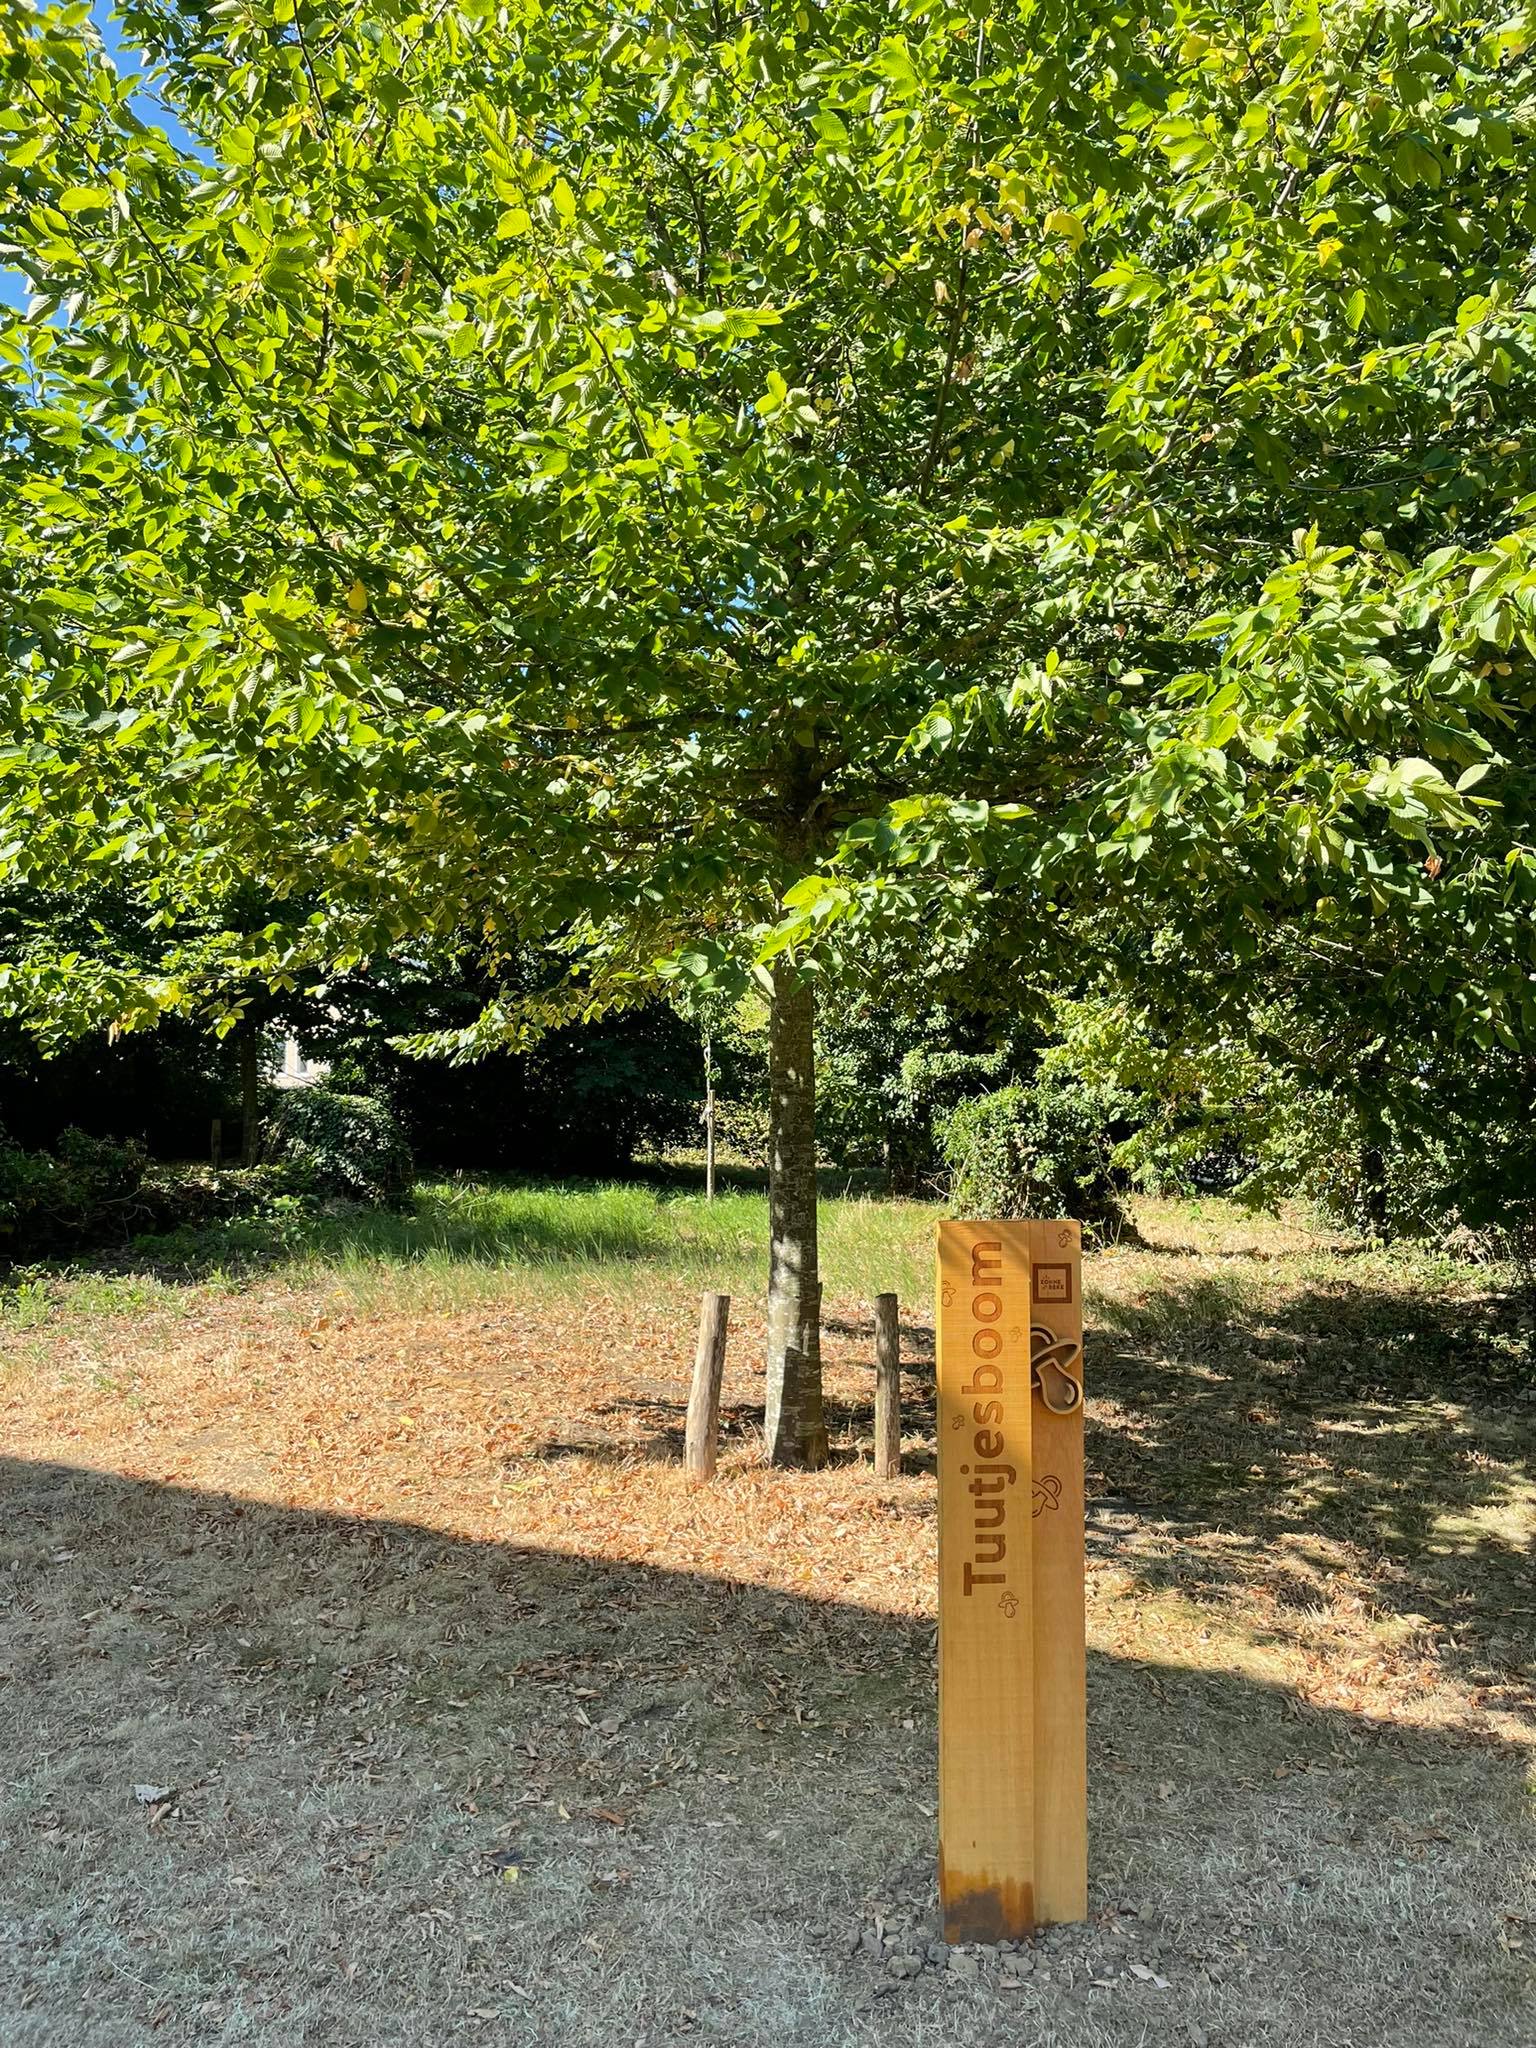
[1076,1272,1535,1708]
[535,1393,767,1465]
[790,1285,1534,1711]
[2,1456,1530,2048]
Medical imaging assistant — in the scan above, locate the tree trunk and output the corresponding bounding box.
[763,964,826,1468]
[703,1031,716,1203]
[1360,1141,1389,1241]
[240,1031,261,1167]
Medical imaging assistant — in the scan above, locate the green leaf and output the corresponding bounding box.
[1042,208,1084,251]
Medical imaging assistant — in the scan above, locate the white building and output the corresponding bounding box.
[271,1036,331,1090]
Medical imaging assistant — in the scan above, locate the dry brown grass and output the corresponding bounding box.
[1,1190,1533,2047]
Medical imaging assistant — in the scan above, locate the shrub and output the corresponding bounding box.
[0,1127,149,1256]
[0,1108,412,1264]
[130,1161,316,1237]
[712,1097,770,1168]
[813,999,1009,1191]
[266,1086,413,1203]
[938,1079,1126,1238]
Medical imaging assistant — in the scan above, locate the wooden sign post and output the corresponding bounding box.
[936,1218,1085,1941]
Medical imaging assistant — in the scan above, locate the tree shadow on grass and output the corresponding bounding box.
[820,1286,1535,1712]
[1079,1272,1536,1711]
[3,1456,1531,2048]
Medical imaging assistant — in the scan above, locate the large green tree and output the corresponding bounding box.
[1,0,1533,1459]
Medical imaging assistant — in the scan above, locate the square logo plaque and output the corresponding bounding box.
[1032,1263,1073,1306]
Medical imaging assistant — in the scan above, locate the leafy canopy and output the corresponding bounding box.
[0,0,1532,1048]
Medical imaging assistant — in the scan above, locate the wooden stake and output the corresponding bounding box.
[210,1117,222,1172]
[1028,1219,1087,1925]
[684,1292,730,1483]
[937,1220,1035,1942]
[800,1280,827,1472]
[873,1292,901,1479]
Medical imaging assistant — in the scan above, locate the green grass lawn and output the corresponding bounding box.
[2,1172,944,1330]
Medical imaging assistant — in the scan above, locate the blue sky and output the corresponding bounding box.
[2,3,200,312]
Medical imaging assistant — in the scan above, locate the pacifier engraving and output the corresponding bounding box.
[1030,1323,1083,1413]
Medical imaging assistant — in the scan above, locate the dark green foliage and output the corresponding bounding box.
[815,1002,1009,1190]
[0,1125,393,1261]
[0,1017,239,1159]
[532,1015,701,1168]
[266,1087,413,1205]
[130,1163,315,1239]
[329,998,702,1175]
[0,885,341,1162]
[814,1042,920,1183]
[0,1127,148,1256]
[0,915,710,1184]
[938,1079,1128,1237]
[1301,1086,1536,1261]
[1052,983,1536,1253]
[712,1098,770,1169]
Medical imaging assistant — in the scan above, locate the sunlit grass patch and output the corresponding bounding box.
[0,1265,201,1337]
[275,1180,939,1314]
[0,1176,944,1329]
[0,1276,53,1331]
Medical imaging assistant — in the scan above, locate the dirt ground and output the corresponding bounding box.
[1,1194,1533,2047]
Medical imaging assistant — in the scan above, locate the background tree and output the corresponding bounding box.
[1042,894,1536,1252]
[322,948,705,1173]
[2,0,1532,1459]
